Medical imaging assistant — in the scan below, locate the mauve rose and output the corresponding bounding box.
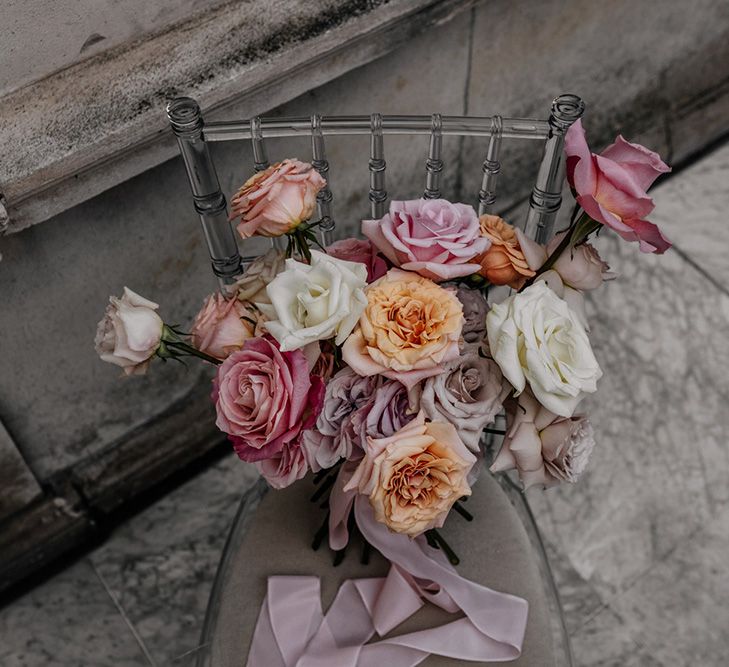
[327,238,388,283]
[345,413,476,537]
[491,390,595,489]
[230,159,326,239]
[95,287,163,376]
[301,368,381,471]
[362,199,490,281]
[214,337,322,462]
[235,249,285,305]
[456,287,489,344]
[412,353,506,452]
[190,293,257,360]
[565,120,671,254]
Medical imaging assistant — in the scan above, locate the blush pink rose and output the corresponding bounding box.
[565,120,671,254]
[326,238,388,282]
[190,293,258,360]
[214,337,323,462]
[230,159,326,239]
[362,199,490,281]
[490,390,596,489]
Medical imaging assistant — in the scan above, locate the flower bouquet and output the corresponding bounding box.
[95,120,670,664]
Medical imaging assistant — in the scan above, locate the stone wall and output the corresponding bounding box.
[0,0,728,586]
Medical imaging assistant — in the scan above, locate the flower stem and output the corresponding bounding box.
[164,340,222,365]
[426,529,460,565]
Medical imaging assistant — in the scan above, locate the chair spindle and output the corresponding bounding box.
[368,113,387,219]
[523,94,585,243]
[311,114,335,246]
[167,97,242,289]
[423,113,443,199]
[478,115,503,216]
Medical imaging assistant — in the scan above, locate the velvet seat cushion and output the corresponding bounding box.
[205,470,558,666]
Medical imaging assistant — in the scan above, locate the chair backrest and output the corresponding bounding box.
[167,94,585,288]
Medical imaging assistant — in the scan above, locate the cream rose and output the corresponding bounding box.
[487,281,602,417]
[345,413,475,537]
[342,269,463,389]
[258,250,368,351]
[94,287,163,375]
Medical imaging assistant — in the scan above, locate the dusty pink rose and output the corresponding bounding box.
[456,287,489,344]
[255,383,324,489]
[230,159,326,239]
[214,337,323,462]
[95,287,163,376]
[517,229,616,293]
[490,390,595,489]
[565,120,671,254]
[326,238,388,283]
[190,293,258,360]
[345,413,476,537]
[342,269,463,389]
[362,199,490,281]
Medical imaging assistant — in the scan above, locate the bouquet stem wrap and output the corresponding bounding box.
[246,497,528,666]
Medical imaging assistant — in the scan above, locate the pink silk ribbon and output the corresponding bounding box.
[246,496,528,666]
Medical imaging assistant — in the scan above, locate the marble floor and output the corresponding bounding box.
[1,142,728,667]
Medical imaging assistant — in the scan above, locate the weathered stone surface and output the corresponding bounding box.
[0,419,41,521]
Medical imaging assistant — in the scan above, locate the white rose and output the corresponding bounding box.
[259,250,368,351]
[95,287,163,375]
[486,281,602,417]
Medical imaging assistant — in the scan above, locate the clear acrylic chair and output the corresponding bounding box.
[167,94,584,667]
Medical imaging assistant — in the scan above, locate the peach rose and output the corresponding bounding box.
[230,159,326,238]
[342,269,463,389]
[477,215,535,288]
[345,413,475,537]
[190,293,259,361]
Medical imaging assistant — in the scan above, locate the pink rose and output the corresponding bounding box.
[326,238,388,283]
[230,159,326,239]
[256,381,324,489]
[565,120,671,254]
[190,293,258,360]
[490,390,595,489]
[214,337,323,462]
[362,199,490,281]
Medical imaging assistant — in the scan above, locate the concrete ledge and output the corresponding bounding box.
[0,0,474,234]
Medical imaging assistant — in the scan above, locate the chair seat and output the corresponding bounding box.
[204,469,558,666]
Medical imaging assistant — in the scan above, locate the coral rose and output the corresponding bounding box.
[477,215,535,288]
[565,120,671,254]
[326,237,388,283]
[190,293,257,360]
[214,337,323,462]
[362,199,490,281]
[345,413,475,537]
[230,159,326,238]
[491,390,595,489]
[95,287,163,376]
[342,269,463,389]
